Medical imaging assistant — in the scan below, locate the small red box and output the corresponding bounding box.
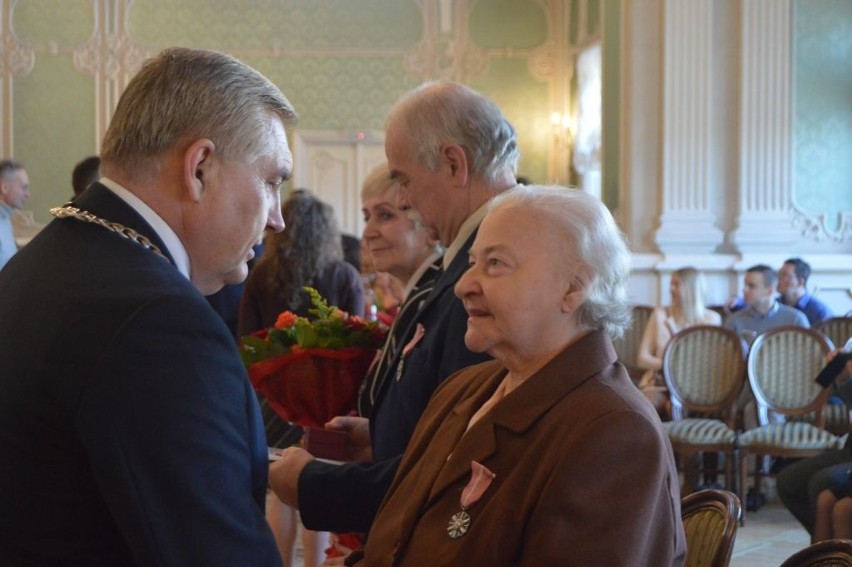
[303,427,349,462]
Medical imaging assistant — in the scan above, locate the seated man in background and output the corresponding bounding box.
[727,264,810,509]
[725,264,809,340]
[778,257,833,326]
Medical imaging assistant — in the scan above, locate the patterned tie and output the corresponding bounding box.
[357,259,443,418]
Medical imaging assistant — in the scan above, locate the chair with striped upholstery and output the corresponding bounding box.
[612,304,654,384]
[815,317,852,353]
[681,488,741,567]
[738,326,840,521]
[662,326,747,496]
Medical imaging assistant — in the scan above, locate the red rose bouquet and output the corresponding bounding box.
[240,287,385,428]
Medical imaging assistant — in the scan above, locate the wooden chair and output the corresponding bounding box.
[780,539,852,567]
[738,326,841,521]
[662,326,747,496]
[612,304,654,383]
[681,488,741,567]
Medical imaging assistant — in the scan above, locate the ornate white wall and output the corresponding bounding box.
[617,0,851,316]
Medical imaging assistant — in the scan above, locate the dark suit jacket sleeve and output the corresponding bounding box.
[77,293,280,566]
[298,455,402,533]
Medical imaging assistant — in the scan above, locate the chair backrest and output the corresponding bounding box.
[780,539,852,567]
[612,304,654,382]
[815,317,851,352]
[663,325,747,423]
[681,488,741,567]
[747,326,834,426]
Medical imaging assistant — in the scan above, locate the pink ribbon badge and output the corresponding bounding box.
[460,460,496,510]
[402,323,425,358]
[395,323,426,382]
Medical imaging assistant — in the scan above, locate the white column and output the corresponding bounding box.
[730,0,797,252]
[654,0,723,254]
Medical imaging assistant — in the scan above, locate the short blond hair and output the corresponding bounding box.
[360,163,398,202]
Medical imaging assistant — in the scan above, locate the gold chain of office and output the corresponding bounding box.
[49,205,169,262]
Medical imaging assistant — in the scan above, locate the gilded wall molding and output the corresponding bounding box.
[73,31,146,81]
[403,0,489,82]
[72,0,147,151]
[1,0,34,156]
[528,39,556,80]
[0,29,34,75]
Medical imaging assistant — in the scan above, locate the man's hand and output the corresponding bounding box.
[325,416,373,462]
[268,447,314,508]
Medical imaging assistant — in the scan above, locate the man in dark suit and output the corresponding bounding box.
[0,48,295,565]
[269,81,520,534]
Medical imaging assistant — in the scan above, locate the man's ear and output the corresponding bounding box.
[183,139,216,202]
[441,143,469,186]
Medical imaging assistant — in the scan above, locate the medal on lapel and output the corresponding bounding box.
[447,510,471,539]
[447,461,495,539]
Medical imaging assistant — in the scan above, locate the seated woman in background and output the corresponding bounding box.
[637,266,722,418]
[239,190,364,567]
[349,186,685,566]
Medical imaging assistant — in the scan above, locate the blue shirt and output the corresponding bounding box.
[0,203,17,269]
[784,293,833,326]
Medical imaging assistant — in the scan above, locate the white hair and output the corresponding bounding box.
[488,185,632,338]
[385,81,519,184]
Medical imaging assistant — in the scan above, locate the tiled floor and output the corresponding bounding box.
[731,497,810,566]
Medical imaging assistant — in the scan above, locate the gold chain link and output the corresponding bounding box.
[49,205,170,262]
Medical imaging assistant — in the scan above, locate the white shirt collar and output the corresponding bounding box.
[402,251,442,299]
[443,202,490,271]
[99,177,191,279]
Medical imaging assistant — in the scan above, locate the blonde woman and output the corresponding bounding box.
[637,267,722,418]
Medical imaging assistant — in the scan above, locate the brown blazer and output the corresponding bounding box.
[357,330,686,566]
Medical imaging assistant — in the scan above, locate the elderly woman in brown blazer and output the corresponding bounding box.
[352,186,686,566]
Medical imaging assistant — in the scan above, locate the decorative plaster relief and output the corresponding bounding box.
[402,33,489,81]
[528,39,555,80]
[73,33,146,79]
[1,33,34,75]
[792,206,852,243]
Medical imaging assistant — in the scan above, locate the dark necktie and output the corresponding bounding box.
[357,259,443,418]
